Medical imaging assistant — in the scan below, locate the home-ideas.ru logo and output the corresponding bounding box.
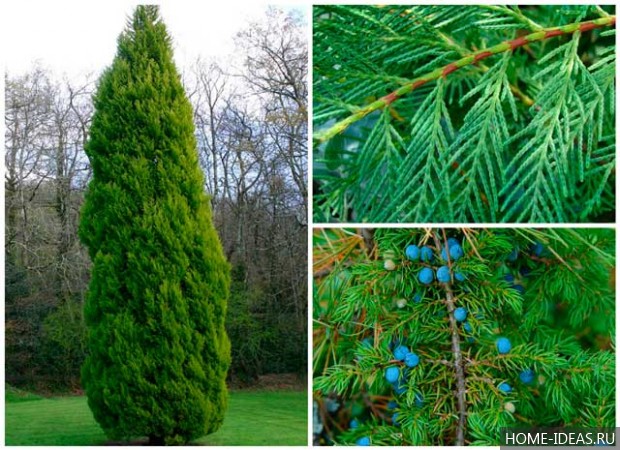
[501,428,617,448]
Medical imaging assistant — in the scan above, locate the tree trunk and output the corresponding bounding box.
[148,435,165,446]
[55,127,71,303]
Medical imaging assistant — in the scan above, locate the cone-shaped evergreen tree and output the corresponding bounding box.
[79,6,230,445]
[313,228,614,446]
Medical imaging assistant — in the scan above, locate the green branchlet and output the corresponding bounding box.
[313,228,614,445]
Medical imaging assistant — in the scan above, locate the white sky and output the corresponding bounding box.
[2,1,306,80]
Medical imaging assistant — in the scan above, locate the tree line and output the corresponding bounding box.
[5,7,307,391]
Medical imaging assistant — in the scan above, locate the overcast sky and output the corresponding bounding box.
[3,2,306,80]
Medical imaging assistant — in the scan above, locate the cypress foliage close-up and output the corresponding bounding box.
[313,228,615,446]
[313,5,616,223]
[79,6,230,445]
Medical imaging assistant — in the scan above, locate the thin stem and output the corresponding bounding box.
[362,391,388,421]
[314,15,616,143]
[508,84,534,107]
[466,375,495,385]
[360,228,376,258]
[435,29,534,106]
[395,16,532,108]
[427,358,453,367]
[594,5,611,18]
[313,262,354,278]
[432,229,467,446]
[479,5,543,31]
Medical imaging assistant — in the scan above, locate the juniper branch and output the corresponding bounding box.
[314,15,616,143]
[433,229,467,446]
[360,228,376,258]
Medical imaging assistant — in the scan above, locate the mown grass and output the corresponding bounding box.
[6,389,307,445]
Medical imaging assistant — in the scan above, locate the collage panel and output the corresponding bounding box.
[312,5,615,223]
[3,1,619,449]
[5,4,307,446]
[312,228,615,445]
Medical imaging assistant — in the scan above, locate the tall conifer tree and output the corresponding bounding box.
[79,6,230,444]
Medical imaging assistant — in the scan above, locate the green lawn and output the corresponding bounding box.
[6,390,307,445]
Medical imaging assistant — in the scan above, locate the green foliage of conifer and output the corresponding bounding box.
[79,6,230,444]
[313,228,615,445]
[313,5,616,223]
